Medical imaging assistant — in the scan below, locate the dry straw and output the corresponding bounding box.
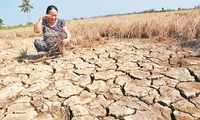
[0,10,199,46]
[68,9,200,44]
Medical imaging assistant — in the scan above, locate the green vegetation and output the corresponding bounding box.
[90,7,196,19]
[0,18,4,27]
[0,22,34,30]
[19,0,34,22]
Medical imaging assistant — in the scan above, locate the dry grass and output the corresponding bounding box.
[0,27,41,39]
[19,46,28,58]
[68,9,200,46]
[0,10,200,46]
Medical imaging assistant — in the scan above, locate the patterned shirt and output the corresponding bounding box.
[42,19,67,47]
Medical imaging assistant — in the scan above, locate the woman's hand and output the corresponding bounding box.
[34,15,51,33]
[62,39,74,48]
[62,39,70,46]
[42,14,51,20]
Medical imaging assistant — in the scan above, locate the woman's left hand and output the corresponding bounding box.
[62,39,70,46]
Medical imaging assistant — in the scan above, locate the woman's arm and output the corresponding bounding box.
[34,15,50,33]
[62,26,72,45]
[34,17,43,33]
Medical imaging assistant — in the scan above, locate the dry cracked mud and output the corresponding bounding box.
[0,37,200,120]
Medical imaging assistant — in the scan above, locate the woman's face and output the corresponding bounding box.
[47,9,58,23]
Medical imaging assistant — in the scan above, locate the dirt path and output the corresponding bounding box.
[0,37,200,120]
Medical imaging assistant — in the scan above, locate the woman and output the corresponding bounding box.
[34,5,72,56]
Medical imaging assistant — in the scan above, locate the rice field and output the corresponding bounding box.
[0,9,199,46]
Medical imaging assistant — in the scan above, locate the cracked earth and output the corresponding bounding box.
[0,37,200,120]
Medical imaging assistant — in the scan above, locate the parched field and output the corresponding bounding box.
[0,10,200,120]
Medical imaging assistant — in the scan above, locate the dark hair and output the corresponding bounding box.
[46,5,58,14]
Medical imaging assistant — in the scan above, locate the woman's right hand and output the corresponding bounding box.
[42,15,51,20]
